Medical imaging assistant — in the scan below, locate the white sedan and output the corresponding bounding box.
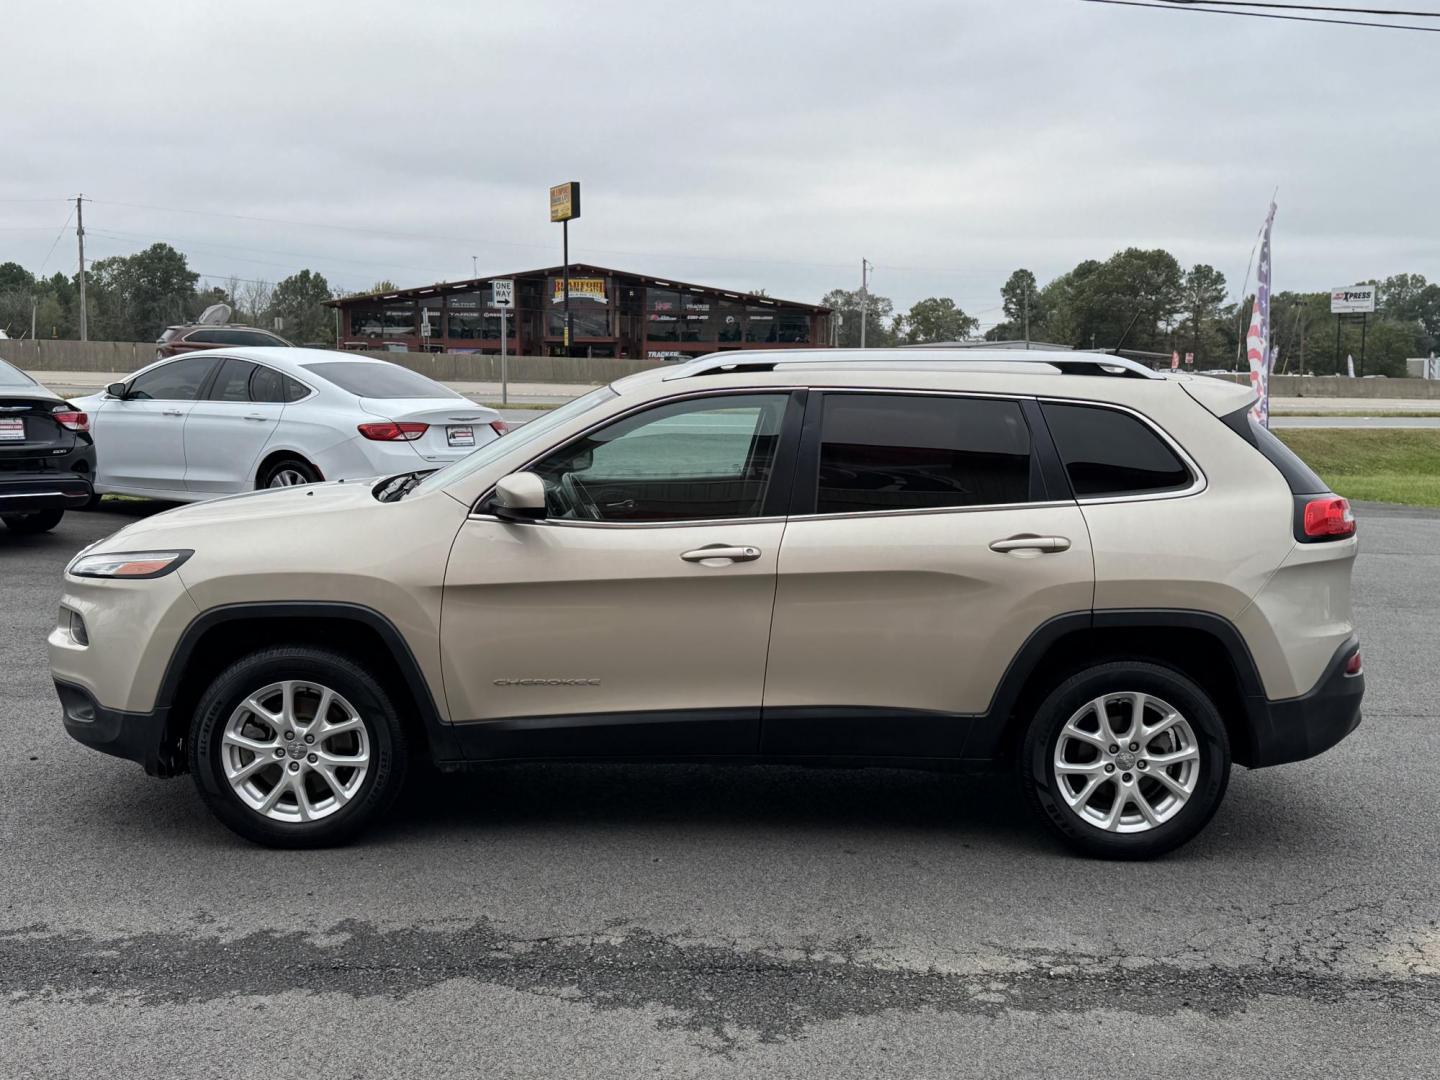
[74,347,507,501]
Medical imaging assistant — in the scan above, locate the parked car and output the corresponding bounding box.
[72,348,507,500]
[0,358,94,533]
[155,323,292,360]
[50,349,1363,857]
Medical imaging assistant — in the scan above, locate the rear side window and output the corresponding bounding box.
[185,329,224,344]
[249,365,310,403]
[301,361,462,400]
[207,358,257,401]
[1041,402,1192,498]
[814,394,1034,514]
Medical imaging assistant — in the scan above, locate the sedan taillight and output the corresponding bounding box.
[489,419,510,437]
[52,410,89,432]
[357,422,428,441]
[1302,496,1356,539]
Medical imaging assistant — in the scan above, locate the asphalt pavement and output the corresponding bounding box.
[2,502,1439,1078]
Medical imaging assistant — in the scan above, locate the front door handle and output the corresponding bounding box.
[680,545,762,564]
[161,409,183,417]
[989,534,1071,554]
[243,414,269,422]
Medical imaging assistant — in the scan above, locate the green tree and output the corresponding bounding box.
[820,287,897,347]
[898,297,978,344]
[1000,269,1041,336]
[87,243,199,341]
[271,269,334,344]
[1176,263,1228,368]
[1044,249,1183,352]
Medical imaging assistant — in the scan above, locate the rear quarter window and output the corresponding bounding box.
[1041,401,1193,498]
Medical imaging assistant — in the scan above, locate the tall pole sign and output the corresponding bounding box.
[492,278,515,405]
[550,182,581,357]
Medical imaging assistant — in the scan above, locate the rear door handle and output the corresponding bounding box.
[161,409,183,417]
[680,545,762,564]
[989,534,1071,554]
[243,414,269,422]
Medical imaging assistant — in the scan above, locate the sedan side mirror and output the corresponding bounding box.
[105,382,128,399]
[491,472,547,523]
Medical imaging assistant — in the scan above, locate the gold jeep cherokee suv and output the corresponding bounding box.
[49,350,1363,857]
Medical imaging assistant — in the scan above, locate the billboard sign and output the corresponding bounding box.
[1331,285,1378,314]
[551,277,607,304]
[549,182,581,223]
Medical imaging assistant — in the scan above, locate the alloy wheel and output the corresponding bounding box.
[268,468,310,488]
[1052,691,1200,834]
[220,680,370,823]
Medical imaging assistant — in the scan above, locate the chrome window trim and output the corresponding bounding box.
[464,383,1208,526]
[1035,394,1207,505]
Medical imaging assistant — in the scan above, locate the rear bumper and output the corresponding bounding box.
[0,476,93,514]
[55,680,182,777]
[1246,636,1364,768]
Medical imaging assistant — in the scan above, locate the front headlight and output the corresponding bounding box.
[68,550,193,579]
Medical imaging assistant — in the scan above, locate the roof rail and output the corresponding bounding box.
[661,349,1162,381]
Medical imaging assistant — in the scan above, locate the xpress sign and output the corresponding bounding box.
[1331,285,1378,315]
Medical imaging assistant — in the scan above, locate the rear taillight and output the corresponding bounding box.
[489,419,510,437]
[357,421,428,441]
[1302,496,1356,539]
[52,410,89,432]
[1344,649,1363,677]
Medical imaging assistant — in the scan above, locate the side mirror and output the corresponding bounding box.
[105,382,128,399]
[491,472,547,523]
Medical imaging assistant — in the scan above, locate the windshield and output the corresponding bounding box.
[301,361,463,400]
[410,385,620,496]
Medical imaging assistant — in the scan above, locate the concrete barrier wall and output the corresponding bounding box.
[1203,372,1440,400]
[0,339,661,385]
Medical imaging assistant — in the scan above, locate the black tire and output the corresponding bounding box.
[258,456,319,489]
[1019,661,1231,860]
[82,492,105,511]
[2,509,64,534]
[189,645,408,848]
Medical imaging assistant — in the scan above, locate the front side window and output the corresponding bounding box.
[813,394,1034,514]
[128,355,220,401]
[1041,402,1192,498]
[529,394,790,523]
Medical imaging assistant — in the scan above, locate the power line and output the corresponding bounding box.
[1162,0,1438,15]
[35,208,75,279]
[1082,0,1440,29]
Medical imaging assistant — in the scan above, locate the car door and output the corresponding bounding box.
[760,391,1094,759]
[440,390,804,760]
[94,354,221,493]
[183,357,284,494]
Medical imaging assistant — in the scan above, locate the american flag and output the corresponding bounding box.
[1247,202,1277,425]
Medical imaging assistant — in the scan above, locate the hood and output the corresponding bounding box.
[104,478,383,546]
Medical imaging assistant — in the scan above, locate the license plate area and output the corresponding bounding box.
[0,418,24,442]
[447,425,475,447]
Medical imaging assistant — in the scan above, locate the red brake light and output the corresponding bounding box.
[1344,649,1363,677]
[357,421,428,441]
[52,410,89,432]
[489,419,510,437]
[1302,496,1355,539]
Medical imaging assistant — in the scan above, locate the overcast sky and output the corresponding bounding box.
[4,0,1436,328]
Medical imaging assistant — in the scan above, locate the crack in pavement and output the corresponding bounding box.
[2,921,1438,1049]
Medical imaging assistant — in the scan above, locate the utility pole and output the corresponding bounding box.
[76,194,87,342]
[859,258,871,349]
[471,255,478,280]
[1023,283,1031,348]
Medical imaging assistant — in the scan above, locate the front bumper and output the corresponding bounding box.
[0,476,93,514]
[55,680,182,777]
[1246,636,1364,768]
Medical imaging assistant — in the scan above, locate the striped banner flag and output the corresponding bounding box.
[1247,201,1277,426]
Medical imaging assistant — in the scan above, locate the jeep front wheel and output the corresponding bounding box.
[189,646,408,847]
[1020,661,1231,860]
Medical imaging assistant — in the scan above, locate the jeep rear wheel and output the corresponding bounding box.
[1020,661,1230,860]
[189,646,408,847]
